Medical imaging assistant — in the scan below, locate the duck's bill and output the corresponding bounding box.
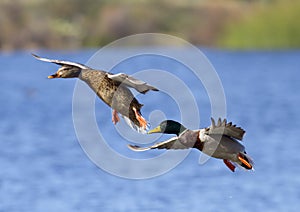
[147,125,162,134]
[48,73,60,78]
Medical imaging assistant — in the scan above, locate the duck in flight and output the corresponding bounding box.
[128,118,254,172]
[33,54,158,133]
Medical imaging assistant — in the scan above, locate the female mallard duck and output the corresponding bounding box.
[128,118,253,172]
[33,54,158,133]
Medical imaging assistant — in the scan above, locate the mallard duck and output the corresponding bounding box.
[33,54,158,133]
[128,118,253,172]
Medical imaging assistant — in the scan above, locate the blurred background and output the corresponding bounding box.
[1,0,300,211]
[1,0,300,50]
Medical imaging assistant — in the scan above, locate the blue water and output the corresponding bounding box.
[1,48,300,211]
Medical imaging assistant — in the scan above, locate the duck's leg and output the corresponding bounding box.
[223,159,236,172]
[132,107,147,129]
[112,109,120,125]
[237,153,253,170]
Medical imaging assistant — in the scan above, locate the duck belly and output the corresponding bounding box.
[202,135,245,161]
[110,86,142,116]
[81,71,142,116]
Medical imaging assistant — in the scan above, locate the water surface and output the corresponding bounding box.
[0,49,299,211]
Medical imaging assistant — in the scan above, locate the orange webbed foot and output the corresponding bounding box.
[223,159,236,172]
[238,153,253,170]
[132,107,147,130]
[112,109,120,125]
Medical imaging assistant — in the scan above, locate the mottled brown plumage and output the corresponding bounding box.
[80,70,145,128]
[33,54,158,133]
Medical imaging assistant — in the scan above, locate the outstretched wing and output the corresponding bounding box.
[32,53,90,70]
[107,73,159,94]
[128,137,188,151]
[206,118,245,141]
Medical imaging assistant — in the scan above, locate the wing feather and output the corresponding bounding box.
[206,118,245,141]
[32,53,90,70]
[128,137,188,151]
[107,73,159,94]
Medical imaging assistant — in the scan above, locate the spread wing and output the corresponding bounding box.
[206,118,245,141]
[32,53,90,70]
[107,73,159,94]
[128,137,188,151]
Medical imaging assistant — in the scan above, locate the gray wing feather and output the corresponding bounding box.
[128,137,188,151]
[32,53,90,69]
[207,118,245,141]
[107,73,159,94]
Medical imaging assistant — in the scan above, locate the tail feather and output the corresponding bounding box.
[127,144,151,151]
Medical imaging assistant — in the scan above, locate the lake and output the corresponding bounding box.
[0,48,299,211]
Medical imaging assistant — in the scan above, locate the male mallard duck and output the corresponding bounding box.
[128,118,253,172]
[33,54,158,133]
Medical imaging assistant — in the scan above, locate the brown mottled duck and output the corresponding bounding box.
[128,118,254,172]
[33,54,158,133]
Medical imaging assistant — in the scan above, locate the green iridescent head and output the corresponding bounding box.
[148,120,187,136]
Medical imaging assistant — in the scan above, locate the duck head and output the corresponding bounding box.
[148,120,187,136]
[48,66,81,79]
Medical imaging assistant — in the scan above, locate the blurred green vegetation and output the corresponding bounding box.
[219,0,300,49]
[0,0,299,50]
